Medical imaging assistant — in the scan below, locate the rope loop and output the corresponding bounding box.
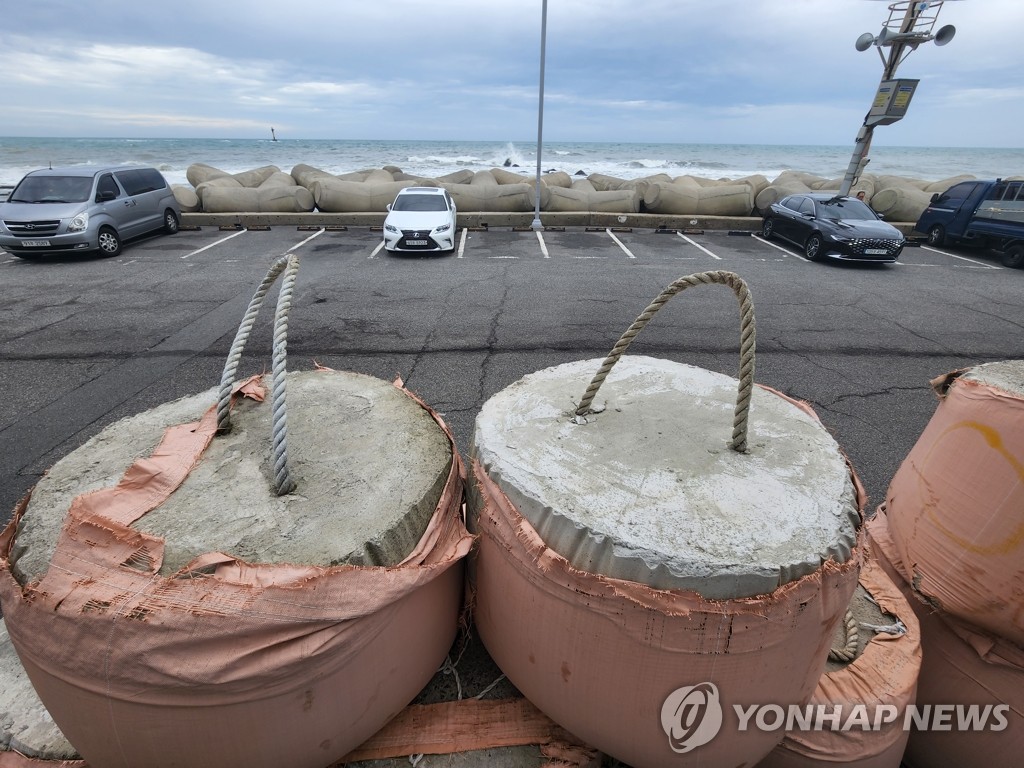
[575,270,756,452]
[216,253,300,496]
[828,609,861,663]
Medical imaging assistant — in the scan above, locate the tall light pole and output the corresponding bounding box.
[838,0,958,196]
[531,0,548,231]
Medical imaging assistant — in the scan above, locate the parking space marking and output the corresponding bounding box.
[920,244,1001,269]
[457,227,468,258]
[606,229,636,259]
[536,230,550,258]
[181,229,247,259]
[677,233,722,260]
[288,228,325,252]
[752,234,806,261]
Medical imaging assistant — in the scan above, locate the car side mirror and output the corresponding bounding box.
[97,190,116,202]
[930,193,939,203]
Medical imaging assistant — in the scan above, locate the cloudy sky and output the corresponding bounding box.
[1,0,1020,148]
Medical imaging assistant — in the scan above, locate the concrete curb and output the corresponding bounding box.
[180,211,918,236]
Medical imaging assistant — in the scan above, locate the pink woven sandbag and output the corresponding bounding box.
[0,255,473,768]
[881,362,1024,646]
[867,509,1024,768]
[756,548,922,768]
[469,273,864,768]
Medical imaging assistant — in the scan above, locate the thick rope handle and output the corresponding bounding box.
[828,609,860,663]
[575,270,756,453]
[216,254,300,496]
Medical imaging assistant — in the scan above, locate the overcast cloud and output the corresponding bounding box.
[1,0,1020,147]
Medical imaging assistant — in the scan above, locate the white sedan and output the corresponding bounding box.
[383,187,458,253]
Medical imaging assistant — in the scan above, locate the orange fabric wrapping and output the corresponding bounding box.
[882,371,1024,646]
[866,510,1024,768]
[0,754,85,768]
[469,460,863,768]
[0,386,473,768]
[757,547,922,767]
[337,698,595,763]
[0,753,84,765]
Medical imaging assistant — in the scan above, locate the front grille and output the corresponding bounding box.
[848,238,901,256]
[399,230,439,250]
[4,219,62,237]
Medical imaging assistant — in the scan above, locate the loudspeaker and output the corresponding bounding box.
[934,24,956,46]
[855,32,876,52]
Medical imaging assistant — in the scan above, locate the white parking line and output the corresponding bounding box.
[752,234,806,261]
[288,228,325,251]
[606,229,636,259]
[677,233,721,260]
[536,229,549,258]
[181,228,247,259]
[368,240,386,259]
[457,227,468,258]
[920,244,1001,269]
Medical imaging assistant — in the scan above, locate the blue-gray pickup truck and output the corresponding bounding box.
[915,178,1024,268]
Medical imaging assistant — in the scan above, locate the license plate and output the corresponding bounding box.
[865,248,888,255]
[24,240,51,247]
[406,239,428,246]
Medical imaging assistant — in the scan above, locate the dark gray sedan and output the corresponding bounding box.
[761,193,904,263]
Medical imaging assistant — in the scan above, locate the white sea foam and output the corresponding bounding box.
[1,137,1021,189]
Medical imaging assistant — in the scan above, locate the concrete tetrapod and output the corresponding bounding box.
[0,255,473,768]
[469,271,864,768]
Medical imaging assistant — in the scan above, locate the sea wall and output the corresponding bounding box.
[171,162,980,221]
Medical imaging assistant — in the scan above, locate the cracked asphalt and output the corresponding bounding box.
[1,223,1022,734]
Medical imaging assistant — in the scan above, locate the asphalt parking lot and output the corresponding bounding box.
[2,223,1023,719]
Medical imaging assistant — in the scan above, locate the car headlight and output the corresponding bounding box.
[435,223,451,233]
[384,223,399,234]
[68,212,89,233]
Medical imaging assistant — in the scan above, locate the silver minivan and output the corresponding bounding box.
[0,165,181,258]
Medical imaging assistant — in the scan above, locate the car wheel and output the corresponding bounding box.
[1002,243,1024,269]
[163,209,180,234]
[761,218,775,240]
[97,226,122,257]
[927,224,946,247]
[804,233,824,262]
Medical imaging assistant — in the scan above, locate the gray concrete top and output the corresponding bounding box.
[961,359,1024,395]
[13,370,452,582]
[473,356,860,599]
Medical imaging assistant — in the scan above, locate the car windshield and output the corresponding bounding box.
[816,199,877,221]
[9,175,94,204]
[392,194,447,212]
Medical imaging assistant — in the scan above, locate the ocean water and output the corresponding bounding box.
[1,136,1022,189]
